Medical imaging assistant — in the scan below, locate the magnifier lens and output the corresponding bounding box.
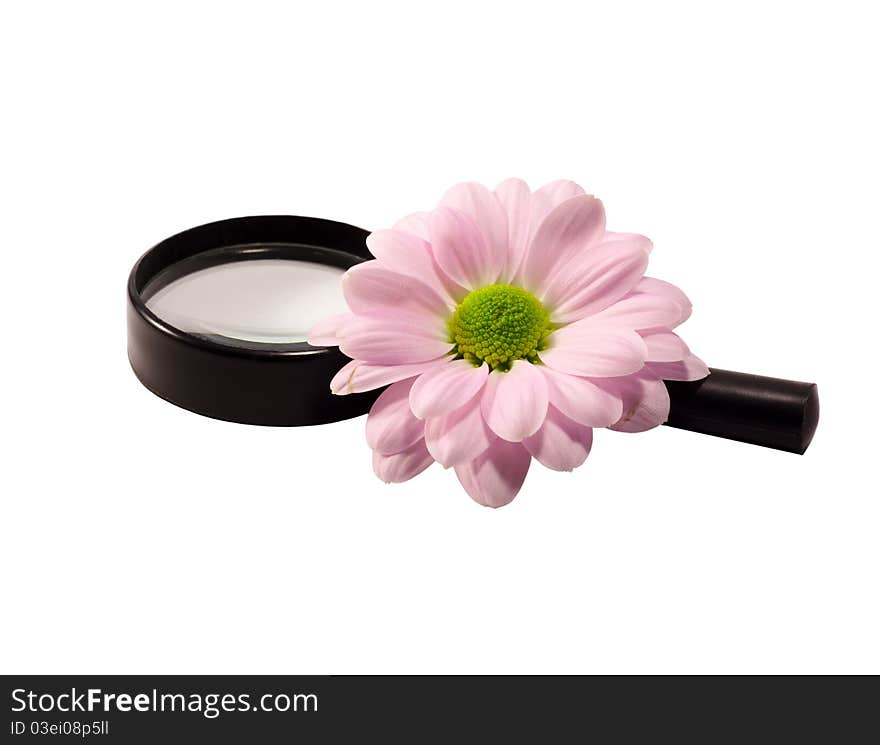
[144,258,347,348]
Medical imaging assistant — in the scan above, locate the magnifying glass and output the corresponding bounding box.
[127,216,818,452]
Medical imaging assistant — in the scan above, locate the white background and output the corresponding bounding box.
[2,1,877,674]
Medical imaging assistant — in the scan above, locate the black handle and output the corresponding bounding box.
[663,368,819,454]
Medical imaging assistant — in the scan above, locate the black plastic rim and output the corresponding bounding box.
[127,215,380,426]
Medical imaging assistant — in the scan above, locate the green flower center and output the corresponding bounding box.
[448,284,552,372]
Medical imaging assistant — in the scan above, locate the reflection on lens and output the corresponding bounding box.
[145,259,348,346]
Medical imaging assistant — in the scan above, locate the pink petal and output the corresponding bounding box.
[393,211,431,241]
[372,439,434,483]
[642,330,690,362]
[540,366,623,427]
[330,359,444,395]
[519,194,606,295]
[307,312,354,347]
[540,322,647,377]
[529,180,587,228]
[409,360,490,419]
[438,182,509,273]
[454,438,531,508]
[342,261,450,320]
[504,179,588,286]
[424,396,493,467]
[365,379,425,455]
[542,237,650,324]
[494,178,532,281]
[603,231,653,254]
[429,207,504,289]
[647,354,710,381]
[601,372,671,432]
[535,179,586,201]
[480,361,549,442]
[588,291,683,331]
[338,316,453,365]
[366,229,460,304]
[633,276,692,327]
[523,406,593,471]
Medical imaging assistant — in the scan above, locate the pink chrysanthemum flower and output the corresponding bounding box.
[309,179,708,507]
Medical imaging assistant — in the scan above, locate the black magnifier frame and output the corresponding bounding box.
[128,214,819,453]
[127,215,381,426]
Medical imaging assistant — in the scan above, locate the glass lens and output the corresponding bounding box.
[145,259,348,346]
